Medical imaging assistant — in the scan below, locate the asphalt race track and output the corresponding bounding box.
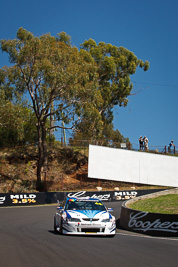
[0,202,178,267]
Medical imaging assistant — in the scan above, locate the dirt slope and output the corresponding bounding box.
[0,146,167,193]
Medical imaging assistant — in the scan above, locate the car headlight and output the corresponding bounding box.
[101,218,111,223]
[67,218,81,222]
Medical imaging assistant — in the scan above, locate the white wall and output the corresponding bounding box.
[88,145,178,187]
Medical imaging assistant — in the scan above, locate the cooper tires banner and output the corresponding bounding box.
[120,202,178,237]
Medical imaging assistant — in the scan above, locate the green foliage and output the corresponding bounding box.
[0,28,149,144]
[0,28,100,138]
[0,100,38,147]
[71,122,130,148]
[80,39,150,124]
[76,39,149,141]
[56,32,71,46]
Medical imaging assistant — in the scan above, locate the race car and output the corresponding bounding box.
[54,197,116,236]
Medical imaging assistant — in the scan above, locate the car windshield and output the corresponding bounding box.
[65,199,106,211]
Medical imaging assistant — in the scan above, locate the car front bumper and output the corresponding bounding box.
[61,221,116,236]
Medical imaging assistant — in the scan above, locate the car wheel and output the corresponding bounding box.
[54,217,58,233]
[60,219,63,235]
[107,234,115,238]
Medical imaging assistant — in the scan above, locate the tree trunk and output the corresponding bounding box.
[36,118,48,191]
[49,102,54,141]
[36,120,43,190]
[42,120,48,191]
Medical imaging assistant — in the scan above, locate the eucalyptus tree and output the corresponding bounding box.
[78,39,149,139]
[0,28,100,189]
[0,29,149,190]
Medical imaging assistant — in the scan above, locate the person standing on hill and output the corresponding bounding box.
[168,140,175,153]
[138,136,144,150]
[143,136,149,151]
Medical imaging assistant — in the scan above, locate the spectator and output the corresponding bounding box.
[168,140,175,153]
[138,136,144,150]
[143,136,149,151]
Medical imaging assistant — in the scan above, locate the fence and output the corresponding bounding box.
[58,138,178,156]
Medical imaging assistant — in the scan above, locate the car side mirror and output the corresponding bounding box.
[107,208,113,212]
[57,207,63,212]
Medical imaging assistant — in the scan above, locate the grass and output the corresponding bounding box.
[127,194,178,214]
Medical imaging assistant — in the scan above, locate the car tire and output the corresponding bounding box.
[60,220,63,235]
[107,234,115,238]
[54,217,58,233]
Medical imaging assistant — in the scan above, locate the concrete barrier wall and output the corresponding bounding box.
[88,145,178,187]
[120,204,178,237]
[120,189,178,237]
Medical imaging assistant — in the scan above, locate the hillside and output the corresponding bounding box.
[0,145,168,193]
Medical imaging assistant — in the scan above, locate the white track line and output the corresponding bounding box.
[116,232,178,241]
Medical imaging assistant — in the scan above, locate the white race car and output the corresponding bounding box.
[54,197,116,236]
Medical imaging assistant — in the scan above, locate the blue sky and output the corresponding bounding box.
[0,0,178,150]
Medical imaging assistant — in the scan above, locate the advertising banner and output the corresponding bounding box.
[0,189,165,207]
[120,203,178,237]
